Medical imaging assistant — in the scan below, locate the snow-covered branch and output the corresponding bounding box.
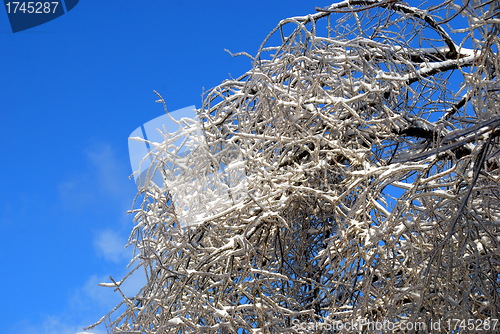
[90,1,500,333]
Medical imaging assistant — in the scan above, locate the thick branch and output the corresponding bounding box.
[317,0,459,58]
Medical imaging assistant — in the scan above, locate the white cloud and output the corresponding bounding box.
[85,144,134,202]
[57,141,136,218]
[10,316,106,334]
[117,265,147,297]
[80,274,122,309]
[68,269,146,329]
[62,274,122,334]
[40,142,143,334]
[94,229,131,263]
[81,268,146,305]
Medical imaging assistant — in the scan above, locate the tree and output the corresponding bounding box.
[89,1,500,333]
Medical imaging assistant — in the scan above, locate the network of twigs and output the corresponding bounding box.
[89,1,500,333]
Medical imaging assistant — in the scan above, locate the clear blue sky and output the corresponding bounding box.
[0,1,332,333]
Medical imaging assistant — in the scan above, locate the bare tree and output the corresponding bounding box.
[89,1,500,333]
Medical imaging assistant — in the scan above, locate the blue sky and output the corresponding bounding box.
[0,1,332,333]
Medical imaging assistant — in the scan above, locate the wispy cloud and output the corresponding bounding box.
[33,141,142,334]
[94,229,131,263]
[68,270,146,332]
[10,316,106,334]
[57,141,136,216]
[84,144,134,202]
[74,274,122,310]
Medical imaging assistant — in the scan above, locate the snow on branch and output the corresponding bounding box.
[90,1,500,333]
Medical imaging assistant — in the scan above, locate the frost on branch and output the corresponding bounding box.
[90,1,500,333]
